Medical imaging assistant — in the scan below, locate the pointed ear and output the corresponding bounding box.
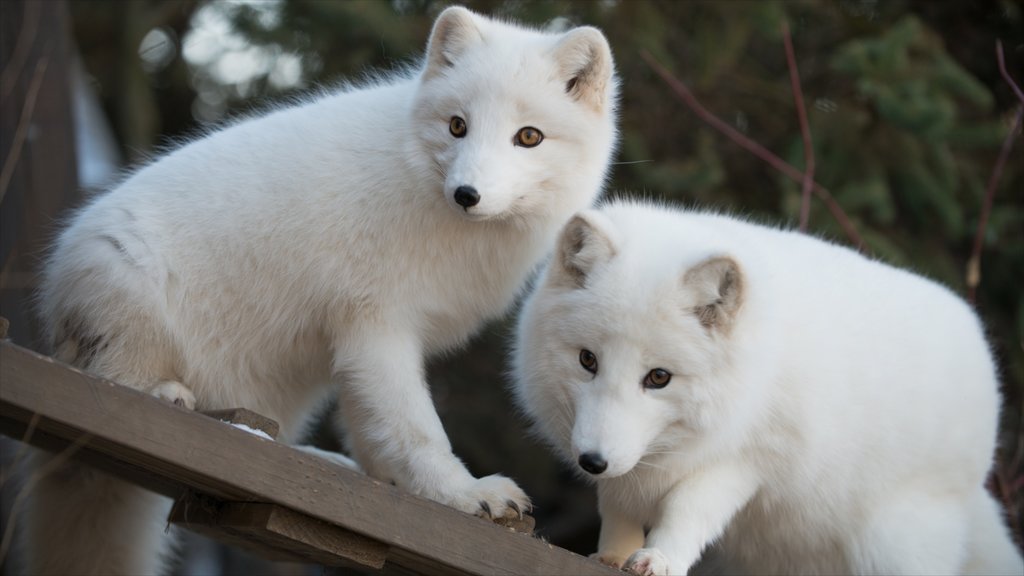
[683,256,744,332]
[424,6,483,79]
[550,211,618,289]
[551,27,614,111]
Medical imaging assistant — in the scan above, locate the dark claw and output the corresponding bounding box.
[507,500,521,519]
[479,500,492,518]
[173,398,185,407]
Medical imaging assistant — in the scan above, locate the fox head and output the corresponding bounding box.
[411,7,618,223]
[514,204,763,479]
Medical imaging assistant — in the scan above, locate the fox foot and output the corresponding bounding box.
[590,551,628,569]
[624,548,670,576]
[443,474,530,520]
[149,380,196,410]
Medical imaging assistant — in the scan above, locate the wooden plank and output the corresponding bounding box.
[0,393,187,498]
[169,492,389,570]
[493,513,536,535]
[202,408,280,440]
[0,341,617,576]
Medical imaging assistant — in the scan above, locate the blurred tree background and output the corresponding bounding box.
[2,0,1022,574]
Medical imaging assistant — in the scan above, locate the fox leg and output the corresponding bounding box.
[593,489,645,569]
[331,325,530,518]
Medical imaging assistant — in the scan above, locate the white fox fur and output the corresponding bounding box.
[27,7,618,574]
[513,199,1022,575]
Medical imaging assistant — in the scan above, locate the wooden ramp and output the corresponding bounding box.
[0,338,615,575]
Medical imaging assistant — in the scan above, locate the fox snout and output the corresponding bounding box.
[573,395,655,478]
[453,185,480,209]
[578,451,608,475]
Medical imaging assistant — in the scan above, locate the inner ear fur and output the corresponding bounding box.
[552,26,614,111]
[683,256,744,332]
[551,211,618,289]
[424,6,483,78]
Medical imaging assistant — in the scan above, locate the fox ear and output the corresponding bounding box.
[683,256,744,332]
[552,27,614,111]
[551,211,618,289]
[424,6,483,78]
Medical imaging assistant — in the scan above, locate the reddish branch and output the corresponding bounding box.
[996,40,1024,104]
[967,40,1024,304]
[974,41,1024,552]
[640,50,867,251]
[782,21,816,232]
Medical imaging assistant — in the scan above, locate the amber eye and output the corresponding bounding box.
[643,368,672,389]
[579,349,598,374]
[514,126,543,148]
[449,116,467,138]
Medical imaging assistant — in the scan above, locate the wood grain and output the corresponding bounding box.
[0,341,616,575]
[170,493,389,569]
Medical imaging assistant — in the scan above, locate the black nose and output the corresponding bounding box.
[453,185,480,208]
[578,452,608,475]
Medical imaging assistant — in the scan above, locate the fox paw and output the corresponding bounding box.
[590,551,627,569]
[448,474,530,520]
[624,548,670,576]
[149,381,196,410]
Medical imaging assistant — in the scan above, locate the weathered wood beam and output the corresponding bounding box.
[0,341,615,575]
[169,493,390,570]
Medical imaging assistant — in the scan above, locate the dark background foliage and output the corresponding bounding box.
[2,1,1021,574]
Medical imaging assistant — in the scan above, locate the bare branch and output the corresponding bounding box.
[782,21,816,232]
[0,413,40,490]
[640,50,867,251]
[968,40,1024,304]
[967,106,1022,303]
[0,55,49,204]
[997,40,1024,105]
[0,1,41,100]
[0,431,95,566]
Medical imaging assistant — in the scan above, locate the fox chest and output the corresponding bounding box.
[398,239,539,353]
[600,469,683,526]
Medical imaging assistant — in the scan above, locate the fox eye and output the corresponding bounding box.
[643,368,672,390]
[514,126,543,148]
[449,116,467,138]
[579,349,598,374]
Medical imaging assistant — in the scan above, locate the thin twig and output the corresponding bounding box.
[0,55,49,204]
[0,0,41,100]
[782,21,816,232]
[0,413,41,489]
[967,40,1024,304]
[0,432,95,566]
[997,40,1024,105]
[640,50,867,251]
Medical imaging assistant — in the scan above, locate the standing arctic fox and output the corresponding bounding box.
[29,7,617,574]
[513,200,1023,576]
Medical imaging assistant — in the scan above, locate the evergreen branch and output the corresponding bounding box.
[782,21,815,233]
[639,50,867,252]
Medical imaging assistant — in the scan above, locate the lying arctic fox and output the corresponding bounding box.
[513,199,1022,575]
[29,7,618,575]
